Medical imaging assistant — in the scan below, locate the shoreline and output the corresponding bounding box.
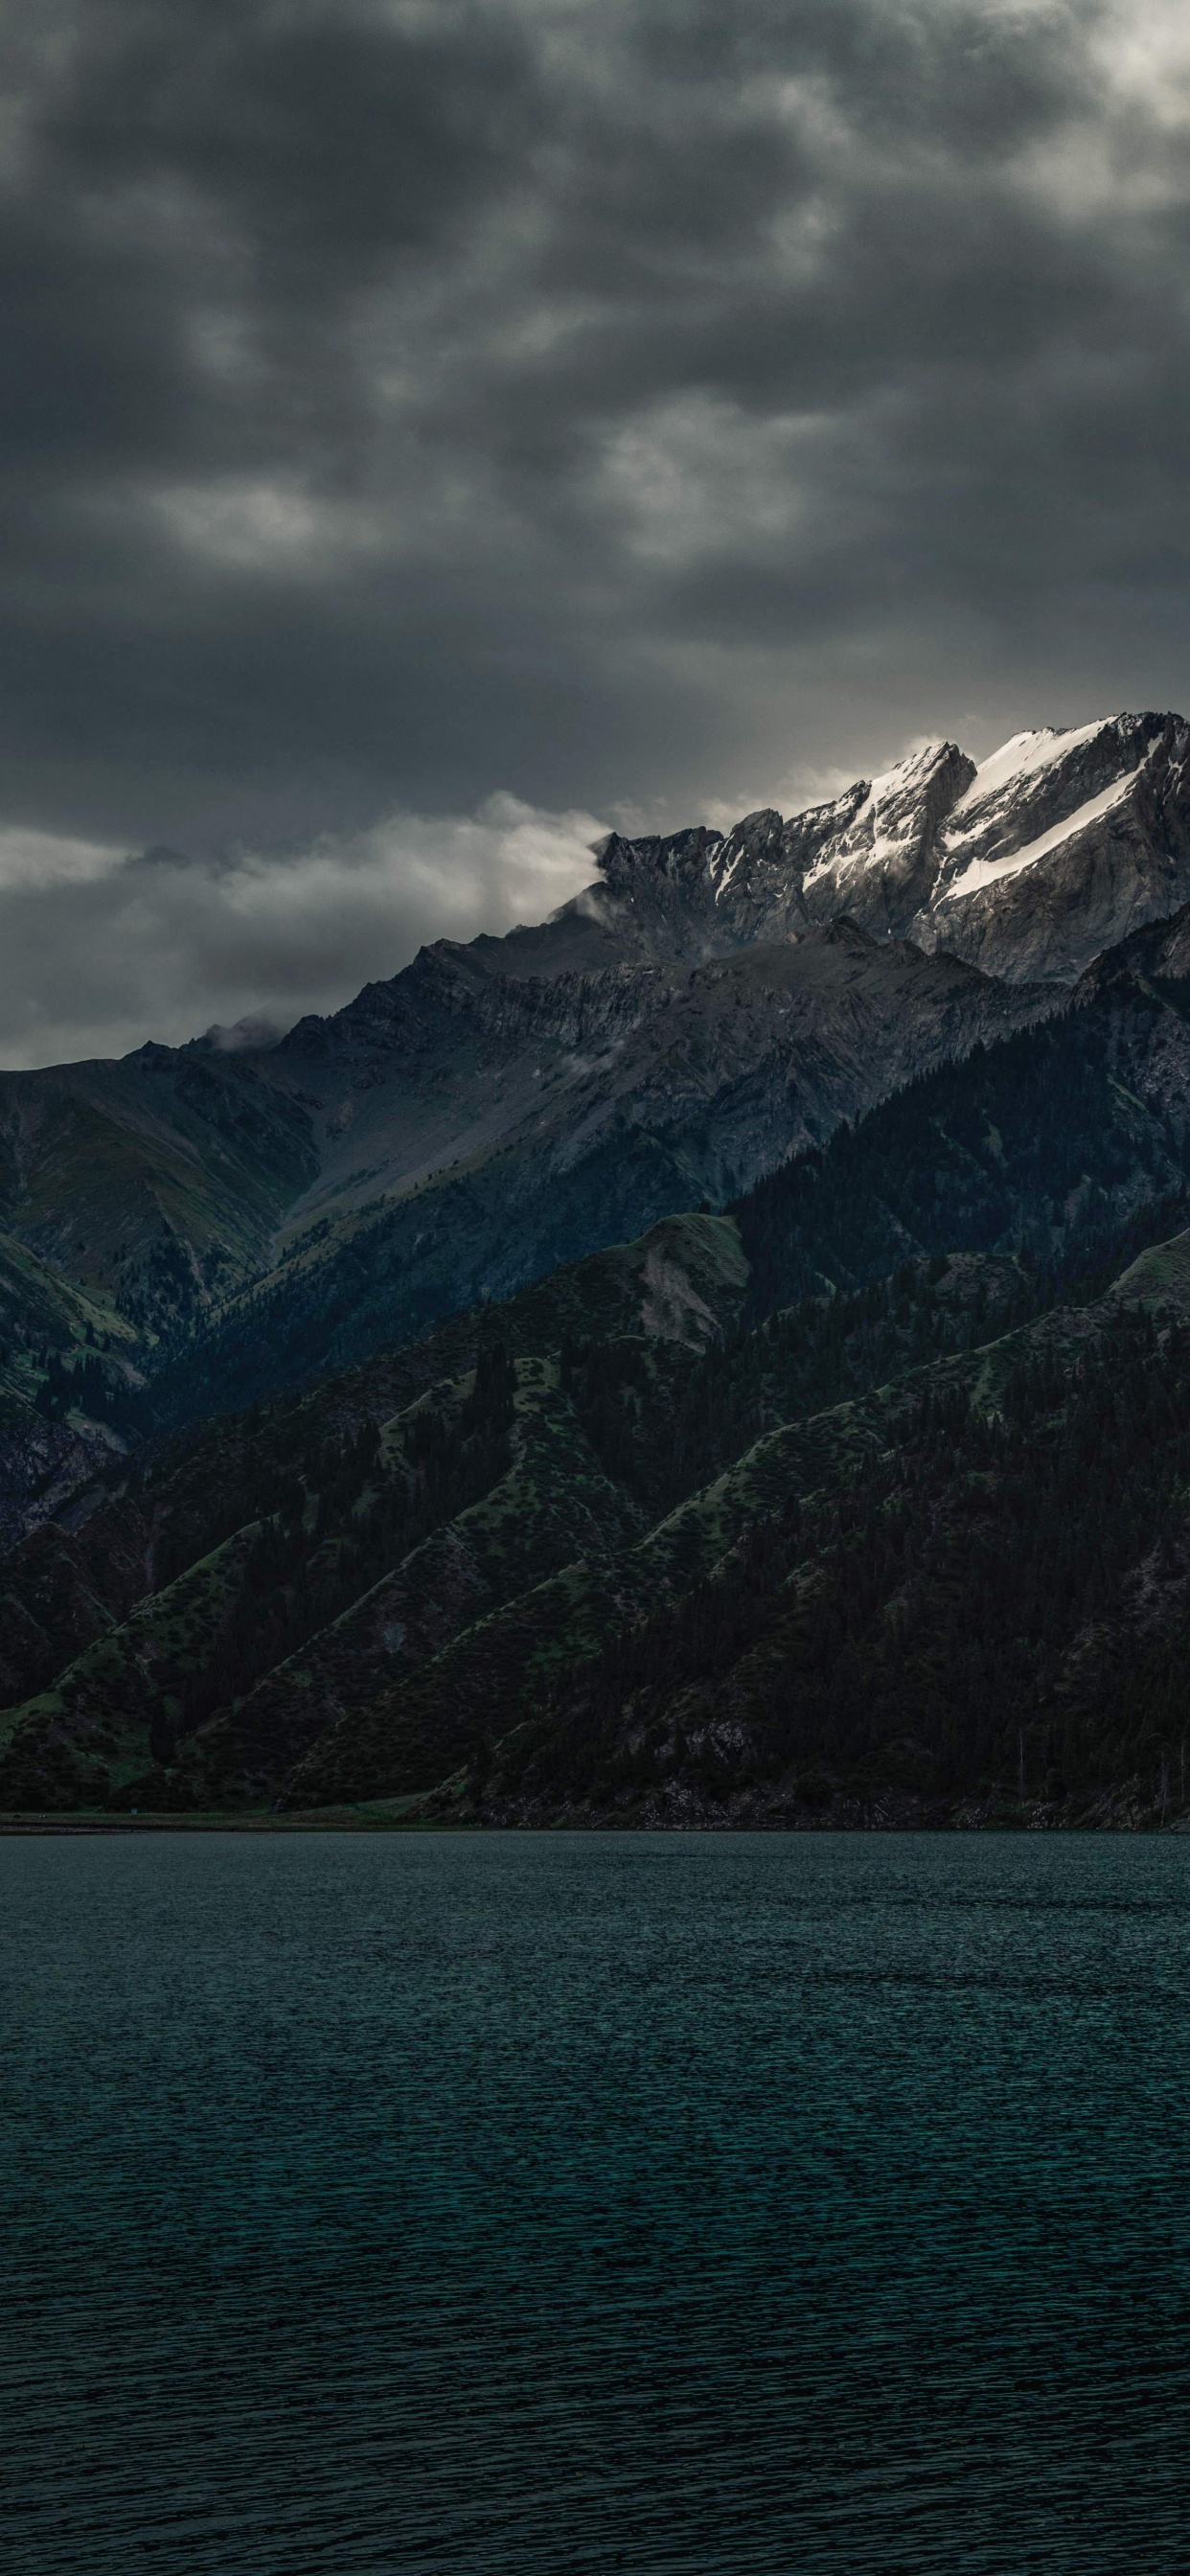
[5,1806,1190,1836]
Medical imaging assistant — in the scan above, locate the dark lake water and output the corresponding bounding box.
[3,1829,1189,2573]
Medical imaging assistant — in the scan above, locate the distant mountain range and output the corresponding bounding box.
[7,711,1187,1435]
[7,712,1190,1825]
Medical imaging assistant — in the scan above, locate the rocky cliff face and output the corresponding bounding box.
[559,711,1190,985]
[911,713,1190,980]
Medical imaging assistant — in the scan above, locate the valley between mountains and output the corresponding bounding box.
[7,712,1190,1827]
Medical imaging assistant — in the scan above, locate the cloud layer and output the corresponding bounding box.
[3,1,1190,1059]
[0,798,606,1068]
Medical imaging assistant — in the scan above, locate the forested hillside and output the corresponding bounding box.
[737,967,1190,1318]
[7,922,1190,1824]
[482,1300,1190,1829]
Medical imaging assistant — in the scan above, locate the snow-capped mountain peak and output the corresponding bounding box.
[949,720,1110,815]
[581,709,1190,983]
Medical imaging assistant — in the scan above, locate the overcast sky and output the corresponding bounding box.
[3,0,1190,1064]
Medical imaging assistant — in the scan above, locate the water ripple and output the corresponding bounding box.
[2,1830,1189,2571]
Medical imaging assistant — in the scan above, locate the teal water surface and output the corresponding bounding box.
[2,1829,1189,2571]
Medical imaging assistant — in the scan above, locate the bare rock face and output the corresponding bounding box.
[1075,894,1190,991]
[791,742,978,938]
[560,710,1190,986]
[913,713,1190,981]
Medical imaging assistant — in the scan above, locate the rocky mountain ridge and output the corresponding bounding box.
[573,710,1190,985]
[1,708,1187,1463]
[0,921,1056,1455]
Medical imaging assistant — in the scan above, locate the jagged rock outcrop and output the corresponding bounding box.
[913,713,1190,980]
[547,711,1190,985]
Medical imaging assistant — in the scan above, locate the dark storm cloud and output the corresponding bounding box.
[2,0,1189,1059]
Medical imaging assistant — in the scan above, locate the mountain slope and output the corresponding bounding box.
[737,928,1190,1321]
[0,1210,747,1765]
[3,709,1184,1444]
[0,1043,317,1333]
[156,923,1053,1419]
[12,914,1190,1818]
[171,932,1190,1815]
[471,1300,1190,1833]
[0,1231,1031,1813]
[0,1229,145,1550]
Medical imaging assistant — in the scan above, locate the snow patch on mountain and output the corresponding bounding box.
[571,708,1184,985]
[852,744,951,839]
[803,842,847,890]
[802,744,952,888]
[950,719,1110,815]
[941,767,1142,904]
